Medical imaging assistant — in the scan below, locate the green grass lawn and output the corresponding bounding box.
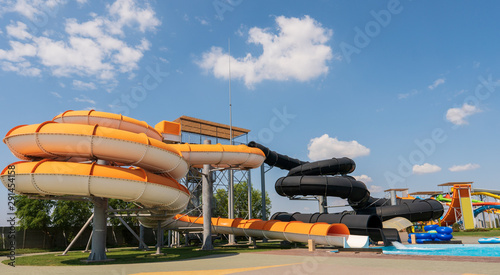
[1,242,290,266]
[452,228,500,237]
[0,247,61,256]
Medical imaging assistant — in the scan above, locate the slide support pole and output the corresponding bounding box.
[228,169,236,244]
[201,139,214,250]
[87,197,108,261]
[61,213,94,255]
[260,164,267,221]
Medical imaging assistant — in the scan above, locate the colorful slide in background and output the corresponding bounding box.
[0,110,369,248]
[438,186,500,229]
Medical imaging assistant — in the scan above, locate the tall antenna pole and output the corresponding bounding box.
[228,38,235,244]
[229,38,233,145]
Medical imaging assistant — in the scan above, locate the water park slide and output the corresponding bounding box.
[436,194,483,204]
[248,142,443,243]
[473,188,500,196]
[165,215,369,248]
[474,205,500,217]
[472,191,500,201]
[440,184,475,229]
[0,110,369,248]
[270,211,401,246]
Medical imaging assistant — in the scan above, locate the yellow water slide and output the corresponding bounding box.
[440,184,475,229]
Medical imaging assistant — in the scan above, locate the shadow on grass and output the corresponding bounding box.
[3,247,244,266]
[2,242,292,266]
[62,249,239,266]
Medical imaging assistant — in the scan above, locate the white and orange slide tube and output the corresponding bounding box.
[1,110,264,218]
[0,110,368,247]
[166,215,369,248]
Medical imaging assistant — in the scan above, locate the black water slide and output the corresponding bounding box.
[248,141,444,245]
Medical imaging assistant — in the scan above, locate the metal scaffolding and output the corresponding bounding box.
[174,116,254,245]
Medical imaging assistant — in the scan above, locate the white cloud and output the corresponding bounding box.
[0,40,37,62]
[352,175,381,193]
[0,0,67,20]
[73,80,97,90]
[307,134,370,160]
[6,21,32,40]
[197,15,333,88]
[446,103,481,125]
[74,95,96,105]
[398,89,419,100]
[107,0,160,33]
[449,163,480,172]
[368,185,383,193]
[413,163,441,174]
[50,91,62,98]
[353,175,373,183]
[1,61,40,76]
[0,0,159,84]
[428,78,445,90]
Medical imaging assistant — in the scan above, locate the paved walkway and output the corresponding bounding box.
[2,245,500,275]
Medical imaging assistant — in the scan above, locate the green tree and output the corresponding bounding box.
[14,195,54,248]
[213,181,271,220]
[108,199,138,245]
[52,200,92,245]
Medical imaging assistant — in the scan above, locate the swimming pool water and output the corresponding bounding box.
[382,243,500,257]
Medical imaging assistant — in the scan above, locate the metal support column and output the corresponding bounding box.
[201,139,214,250]
[228,168,235,244]
[247,170,252,219]
[84,231,92,252]
[260,164,267,221]
[481,195,487,228]
[247,170,255,244]
[154,220,163,255]
[318,196,328,214]
[139,224,146,250]
[87,197,108,261]
[61,213,94,255]
[108,206,149,250]
[390,190,397,206]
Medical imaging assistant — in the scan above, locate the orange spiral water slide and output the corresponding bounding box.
[1,110,368,248]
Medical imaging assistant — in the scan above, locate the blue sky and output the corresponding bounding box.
[1,0,500,225]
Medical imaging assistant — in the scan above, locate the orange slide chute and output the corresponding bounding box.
[1,110,264,219]
[167,214,369,248]
[440,184,475,229]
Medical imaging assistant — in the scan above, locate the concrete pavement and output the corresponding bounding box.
[1,246,500,275]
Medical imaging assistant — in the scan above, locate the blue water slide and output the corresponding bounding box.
[473,205,500,217]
